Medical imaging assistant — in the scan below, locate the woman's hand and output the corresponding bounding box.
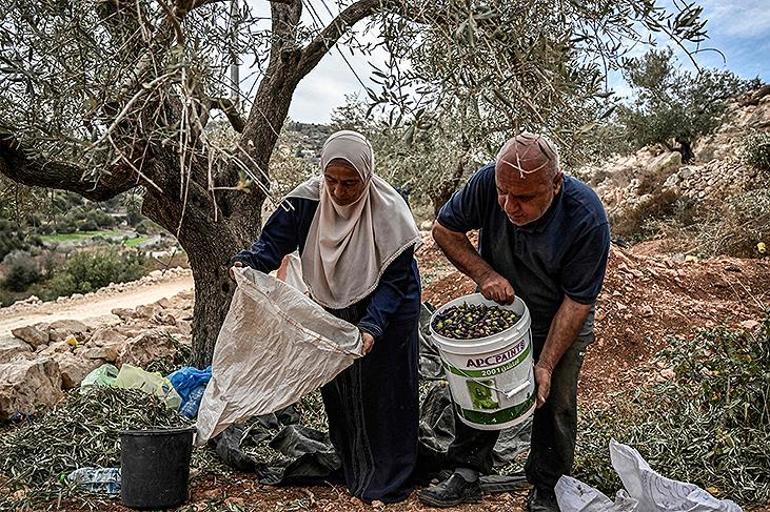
[229,261,244,281]
[362,332,375,355]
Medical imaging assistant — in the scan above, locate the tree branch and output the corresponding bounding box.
[210,98,246,133]
[0,134,138,202]
[297,0,401,79]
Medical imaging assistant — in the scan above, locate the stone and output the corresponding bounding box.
[154,298,172,309]
[616,303,628,311]
[135,304,162,319]
[55,353,104,389]
[79,344,120,363]
[0,337,34,364]
[88,327,127,347]
[739,320,760,330]
[649,151,682,176]
[48,319,90,342]
[0,357,64,420]
[118,330,178,367]
[153,310,177,326]
[641,305,655,318]
[38,341,72,357]
[11,324,50,348]
[111,308,137,321]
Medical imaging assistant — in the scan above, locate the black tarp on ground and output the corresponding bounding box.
[212,304,531,493]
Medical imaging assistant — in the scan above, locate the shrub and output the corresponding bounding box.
[742,131,770,174]
[575,318,770,504]
[45,250,147,297]
[1,252,41,292]
[78,220,99,232]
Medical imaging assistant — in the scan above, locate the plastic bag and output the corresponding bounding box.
[610,440,743,512]
[80,364,119,389]
[114,364,182,410]
[67,467,121,496]
[555,476,638,512]
[168,366,212,402]
[195,267,362,445]
[555,441,743,512]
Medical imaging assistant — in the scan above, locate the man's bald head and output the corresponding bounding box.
[494,132,563,226]
[495,132,560,181]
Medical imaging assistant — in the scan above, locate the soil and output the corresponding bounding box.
[0,274,193,341]
[417,236,770,405]
[4,234,770,511]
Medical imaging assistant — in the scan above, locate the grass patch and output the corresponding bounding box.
[39,229,124,243]
[123,235,149,248]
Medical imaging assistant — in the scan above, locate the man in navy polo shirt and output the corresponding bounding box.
[418,133,610,511]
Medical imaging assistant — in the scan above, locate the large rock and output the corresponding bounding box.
[0,337,34,364]
[48,319,90,342]
[118,330,178,367]
[111,308,137,322]
[54,353,103,389]
[11,324,50,348]
[38,340,72,357]
[79,343,120,363]
[88,327,127,347]
[135,304,163,320]
[648,151,682,176]
[0,357,64,419]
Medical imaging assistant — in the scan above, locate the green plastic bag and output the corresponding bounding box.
[114,364,182,410]
[80,364,120,388]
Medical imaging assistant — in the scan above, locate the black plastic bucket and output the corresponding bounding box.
[120,426,196,510]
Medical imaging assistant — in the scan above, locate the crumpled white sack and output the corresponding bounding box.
[610,440,743,512]
[196,267,362,445]
[556,476,638,512]
[556,440,743,512]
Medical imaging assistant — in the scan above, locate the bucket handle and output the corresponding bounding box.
[452,365,531,399]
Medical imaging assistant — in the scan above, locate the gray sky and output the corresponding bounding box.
[245,0,770,124]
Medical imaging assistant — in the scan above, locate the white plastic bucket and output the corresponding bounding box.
[430,293,535,431]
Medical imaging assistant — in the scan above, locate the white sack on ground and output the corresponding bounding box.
[196,267,362,445]
[556,440,743,512]
[555,476,638,512]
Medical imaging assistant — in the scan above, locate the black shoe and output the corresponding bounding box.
[527,487,560,512]
[418,473,483,508]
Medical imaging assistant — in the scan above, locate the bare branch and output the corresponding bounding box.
[210,98,246,133]
[0,133,137,202]
[297,0,400,78]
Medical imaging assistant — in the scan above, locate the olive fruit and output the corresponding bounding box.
[432,303,520,340]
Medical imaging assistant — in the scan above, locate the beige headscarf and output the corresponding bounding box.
[286,130,421,310]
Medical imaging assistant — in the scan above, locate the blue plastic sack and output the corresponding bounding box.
[167,366,212,403]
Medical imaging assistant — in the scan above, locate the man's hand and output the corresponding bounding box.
[229,261,244,280]
[362,332,375,355]
[534,363,553,408]
[478,270,515,304]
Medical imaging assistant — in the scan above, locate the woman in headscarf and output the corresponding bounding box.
[231,130,422,503]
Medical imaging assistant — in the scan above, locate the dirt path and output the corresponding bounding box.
[0,274,193,341]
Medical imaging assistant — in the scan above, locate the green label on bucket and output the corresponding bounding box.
[456,394,535,425]
[444,343,532,378]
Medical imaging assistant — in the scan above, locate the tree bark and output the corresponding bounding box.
[674,137,694,163]
[141,167,252,367]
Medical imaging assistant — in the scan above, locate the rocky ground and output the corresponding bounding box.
[1,234,768,511]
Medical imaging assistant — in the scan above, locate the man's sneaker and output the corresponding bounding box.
[527,487,560,512]
[418,473,483,508]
